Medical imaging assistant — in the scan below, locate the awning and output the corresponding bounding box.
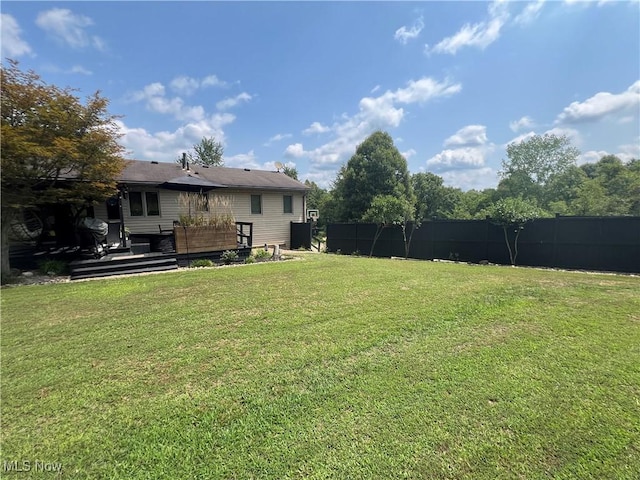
[159,175,226,192]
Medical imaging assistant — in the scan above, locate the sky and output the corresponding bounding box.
[2,1,639,191]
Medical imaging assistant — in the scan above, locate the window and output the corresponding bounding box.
[129,192,144,216]
[145,192,160,216]
[283,195,293,214]
[250,194,262,214]
[129,191,160,217]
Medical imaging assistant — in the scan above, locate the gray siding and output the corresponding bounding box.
[100,187,305,247]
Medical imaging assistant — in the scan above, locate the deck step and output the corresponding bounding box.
[70,255,178,280]
[71,264,178,280]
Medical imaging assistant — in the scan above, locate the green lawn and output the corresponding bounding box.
[2,254,639,479]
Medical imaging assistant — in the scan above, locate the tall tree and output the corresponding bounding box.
[332,131,414,222]
[1,60,126,279]
[500,133,579,206]
[412,172,462,220]
[187,136,224,166]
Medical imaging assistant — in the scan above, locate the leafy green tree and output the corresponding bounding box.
[1,60,126,279]
[412,172,462,220]
[451,189,496,219]
[282,165,298,180]
[362,194,415,258]
[304,180,331,229]
[332,131,414,222]
[188,136,224,166]
[488,197,546,266]
[500,134,579,205]
[544,165,587,213]
[572,155,640,215]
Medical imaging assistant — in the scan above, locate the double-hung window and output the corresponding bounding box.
[129,191,160,217]
[283,195,293,214]
[251,195,262,214]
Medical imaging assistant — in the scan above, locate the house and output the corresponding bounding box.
[92,159,310,250]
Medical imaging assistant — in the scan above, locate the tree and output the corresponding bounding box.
[488,197,545,266]
[572,155,640,215]
[332,131,414,222]
[412,172,463,220]
[187,136,224,166]
[282,165,298,180]
[1,60,126,279]
[500,133,579,206]
[362,194,415,258]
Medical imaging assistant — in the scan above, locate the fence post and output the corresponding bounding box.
[552,213,560,268]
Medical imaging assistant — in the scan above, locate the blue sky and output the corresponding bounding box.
[2,1,639,190]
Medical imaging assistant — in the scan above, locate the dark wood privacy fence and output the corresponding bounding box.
[326,216,640,273]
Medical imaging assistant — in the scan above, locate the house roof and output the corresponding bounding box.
[119,160,309,192]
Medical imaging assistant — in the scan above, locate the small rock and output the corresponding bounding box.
[22,271,34,277]
[47,271,57,276]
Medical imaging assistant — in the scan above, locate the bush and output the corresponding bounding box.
[244,255,255,264]
[38,259,69,275]
[221,250,239,265]
[190,259,213,268]
[253,249,271,260]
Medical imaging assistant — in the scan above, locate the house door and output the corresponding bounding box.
[105,195,125,246]
[106,196,120,220]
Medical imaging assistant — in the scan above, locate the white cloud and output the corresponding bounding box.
[370,85,381,94]
[444,125,488,147]
[426,147,489,171]
[579,142,640,165]
[556,80,640,124]
[1,14,33,58]
[263,133,292,146]
[169,74,228,95]
[578,150,609,165]
[426,1,509,55]
[303,122,331,135]
[35,8,105,51]
[514,0,545,25]
[130,81,226,122]
[116,113,235,162]
[69,65,92,75]
[290,76,461,187]
[440,167,498,191]
[506,127,581,148]
[509,116,535,132]
[42,63,93,76]
[299,76,461,173]
[201,75,228,88]
[284,143,305,158]
[401,148,417,160]
[170,76,200,96]
[225,150,260,169]
[426,124,494,180]
[216,92,252,110]
[394,16,424,44]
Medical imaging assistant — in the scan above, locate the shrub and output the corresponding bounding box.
[38,259,69,275]
[190,259,213,268]
[244,255,255,264]
[221,250,239,265]
[254,249,271,260]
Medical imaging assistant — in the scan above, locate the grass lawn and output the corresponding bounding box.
[1,254,639,479]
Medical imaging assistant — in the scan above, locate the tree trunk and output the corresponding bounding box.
[369,225,384,257]
[502,226,515,265]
